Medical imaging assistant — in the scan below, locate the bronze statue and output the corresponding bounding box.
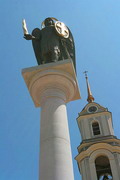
[22,17,76,69]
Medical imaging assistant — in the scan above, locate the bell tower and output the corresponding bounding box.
[75,72,120,180]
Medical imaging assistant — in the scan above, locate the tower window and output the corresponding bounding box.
[92,121,101,135]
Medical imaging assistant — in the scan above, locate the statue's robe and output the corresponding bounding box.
[32,25,76,70]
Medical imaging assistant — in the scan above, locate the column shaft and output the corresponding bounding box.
[39,89,74,180]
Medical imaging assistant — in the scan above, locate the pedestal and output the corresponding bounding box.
[22,59,80,180]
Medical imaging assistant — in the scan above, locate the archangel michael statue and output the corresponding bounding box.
[22,17,76,69]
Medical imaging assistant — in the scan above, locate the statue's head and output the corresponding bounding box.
[44,18,54,27]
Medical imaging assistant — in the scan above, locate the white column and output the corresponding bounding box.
[22,60,80,180]
[39,88,74,180]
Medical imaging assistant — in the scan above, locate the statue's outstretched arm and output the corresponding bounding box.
[22,19,37,40]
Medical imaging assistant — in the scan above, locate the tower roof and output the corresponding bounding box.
[84,71,94,103]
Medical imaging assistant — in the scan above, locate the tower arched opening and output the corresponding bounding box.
[95,155,113,180]
[92,121,101,136]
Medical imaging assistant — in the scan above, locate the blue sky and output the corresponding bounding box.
[0,0,120,179]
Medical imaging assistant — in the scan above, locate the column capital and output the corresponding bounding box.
[22,59,81,107]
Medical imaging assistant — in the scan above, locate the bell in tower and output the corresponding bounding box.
[102,175,112,180]
[75,72,120,180]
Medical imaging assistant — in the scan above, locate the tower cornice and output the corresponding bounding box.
[75,141,120,163]
[77,110,112,120]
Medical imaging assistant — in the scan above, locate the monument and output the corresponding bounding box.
[22,17,80,180]
[22,17,76,69]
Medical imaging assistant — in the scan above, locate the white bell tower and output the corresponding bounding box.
[75,72,120,180]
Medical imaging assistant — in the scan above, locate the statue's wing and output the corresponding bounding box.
[67,28,76,69]
[32,28,41,65]
[60,27,76,70]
